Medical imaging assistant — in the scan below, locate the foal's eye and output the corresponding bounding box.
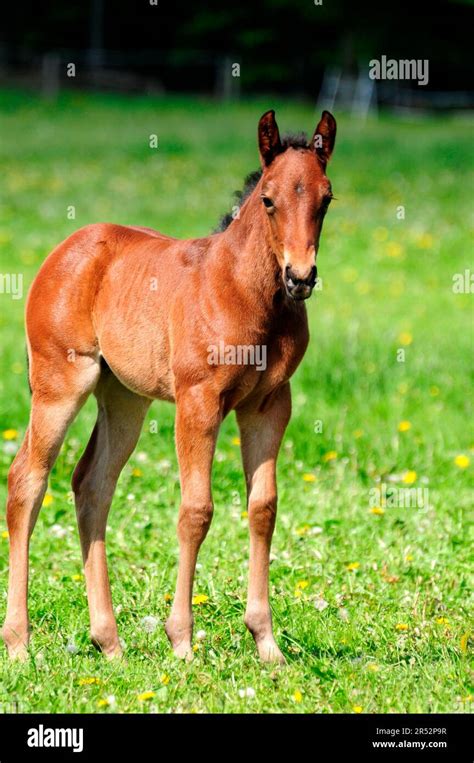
[261,196,274,210]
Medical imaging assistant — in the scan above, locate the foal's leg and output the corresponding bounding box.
[236,383,291,664]
[165,385,220,659]
[72,370,150,657]
[2,363,98,660]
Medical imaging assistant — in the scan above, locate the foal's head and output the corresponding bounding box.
[258,109,336,300]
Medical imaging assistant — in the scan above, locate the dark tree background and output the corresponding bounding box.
[2,0,473,94]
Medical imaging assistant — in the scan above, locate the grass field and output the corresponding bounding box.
[0,90,472,714]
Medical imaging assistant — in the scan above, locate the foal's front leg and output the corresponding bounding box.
[237,383,291,664]
[165,385,221,659]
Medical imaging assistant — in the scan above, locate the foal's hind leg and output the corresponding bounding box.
[236,383,291,664]
[2,364,98,660]
[72,370,150,657]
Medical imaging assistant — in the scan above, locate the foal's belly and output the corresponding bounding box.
[95,301,176,401]
[97,320,175,401]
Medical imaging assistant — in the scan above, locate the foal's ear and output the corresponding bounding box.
[258,110,282,167]
[312,110,337,168]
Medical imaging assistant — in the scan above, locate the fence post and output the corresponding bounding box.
[41,53,60,100]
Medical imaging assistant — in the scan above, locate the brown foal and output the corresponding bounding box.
[2,109,336,663]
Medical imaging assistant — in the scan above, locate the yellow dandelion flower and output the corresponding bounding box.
[97,698,109,708]
[160,674,170,685]
[367,663,379,672]
[322,450,337,463]
[131,467,143,477]
[164,593,172,602]
[346,562,360,571]
[353,705,363,714]
[296,580,309,590]
[402,470,417,485]
[302,473,316,482]
[241,511,248,519]
[460,632,470,654]
[398,420,411,432]
[296,524,311,536]
[2,531,9,539]
[137,691,155,702]
[192,594,209,605]
[373,227,388,242]
[232,437,241,446]
[2,429,18,440]
[42,493,54,507]
[78,677,101,686]
[454,454,470,469]
[356,280,370,295]
[386,242,403,258]
[435,617,450,626]
[353,428,364,439]
[342,266,358,283]
[371,507,385,515]
[71,574,83,582]
[293,690,303,703]
[294,589,303,599]
[193,643,200,652]
[395,623,409,631]
[398,331,413,346]
[405,554,414,562]
[462,695,473,702]
[416,233,433,249]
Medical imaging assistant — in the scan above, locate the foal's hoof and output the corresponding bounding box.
[257,639,286,665]
[1,625,30,662]
[91,633,123,660]
[104,645,124,661]
[6,644,29,662]
[172,642,194,661]
[165,617,193,661]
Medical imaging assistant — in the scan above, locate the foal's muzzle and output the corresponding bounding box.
[284,264,317,300]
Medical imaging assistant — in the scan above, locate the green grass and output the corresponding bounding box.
[0,90,472,714]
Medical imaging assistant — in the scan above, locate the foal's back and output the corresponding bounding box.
[26,222,205,401]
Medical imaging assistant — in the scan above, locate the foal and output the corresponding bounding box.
[2,109,336,663]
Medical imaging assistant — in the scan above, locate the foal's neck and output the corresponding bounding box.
[218,188,281,313]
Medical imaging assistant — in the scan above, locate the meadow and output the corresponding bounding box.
[0,90,472,713]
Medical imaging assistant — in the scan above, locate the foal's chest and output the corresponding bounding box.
[221,311,309,412]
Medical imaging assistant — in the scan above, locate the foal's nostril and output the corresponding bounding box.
[285,264,317,287]
[285,264,296,285]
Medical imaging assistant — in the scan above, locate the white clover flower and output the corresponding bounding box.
[196,629,206,641]
[238,687,256,699]
[314,596,329,612]
[3,442,18,456]
[50,524,67,539]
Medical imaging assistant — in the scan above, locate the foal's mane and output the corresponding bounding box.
[215,132,310,232]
